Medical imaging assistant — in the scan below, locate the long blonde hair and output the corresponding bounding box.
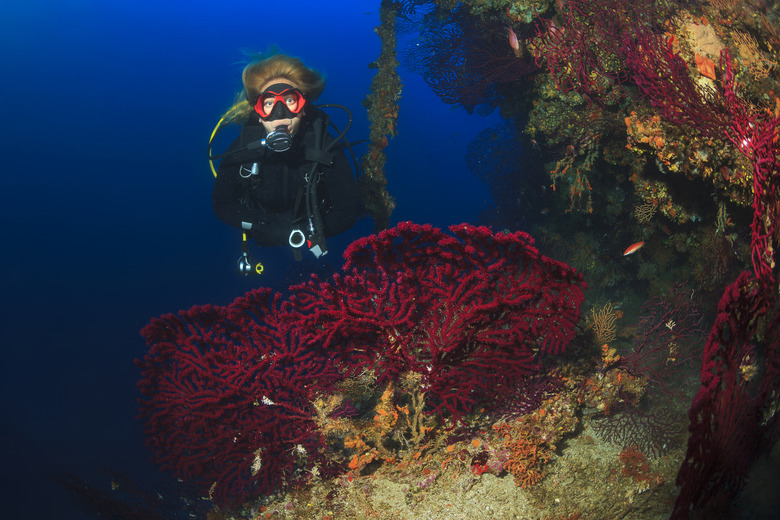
[221,54,326,123]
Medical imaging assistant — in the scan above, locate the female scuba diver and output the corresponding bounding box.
[211,54,361,266]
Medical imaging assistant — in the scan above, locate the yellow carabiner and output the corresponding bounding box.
[255,262,264,275]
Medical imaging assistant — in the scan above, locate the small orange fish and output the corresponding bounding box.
[623,241,645,256]
[507,26,521,57]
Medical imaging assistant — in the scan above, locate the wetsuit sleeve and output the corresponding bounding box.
[321,147,360,237]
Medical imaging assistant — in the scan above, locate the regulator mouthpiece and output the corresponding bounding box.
[262,125,293,153]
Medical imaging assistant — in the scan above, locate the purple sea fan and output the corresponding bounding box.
[400,5,536,115]
[620,283,705,397]
[592,397,684,457]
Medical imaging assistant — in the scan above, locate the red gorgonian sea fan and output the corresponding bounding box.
[290,222,586,422]
[136,290,341,506]
[136,222,586,504]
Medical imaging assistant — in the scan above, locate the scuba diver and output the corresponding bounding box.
[210,54,361,272]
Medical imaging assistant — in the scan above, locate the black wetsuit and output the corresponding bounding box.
[212,109,360,246]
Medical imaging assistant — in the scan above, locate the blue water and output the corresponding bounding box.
[0,1,499,517]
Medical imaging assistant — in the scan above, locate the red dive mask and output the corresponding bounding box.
[254,83,306,120]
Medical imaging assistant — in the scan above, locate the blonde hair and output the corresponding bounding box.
[220,54,326,124]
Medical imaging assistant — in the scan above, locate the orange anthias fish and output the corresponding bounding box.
[623,241,645,256]
[507,26,521,57]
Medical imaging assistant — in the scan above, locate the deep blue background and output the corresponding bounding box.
[0,1,498,517]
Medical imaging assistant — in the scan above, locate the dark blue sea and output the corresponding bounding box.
[1,1,499,517]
